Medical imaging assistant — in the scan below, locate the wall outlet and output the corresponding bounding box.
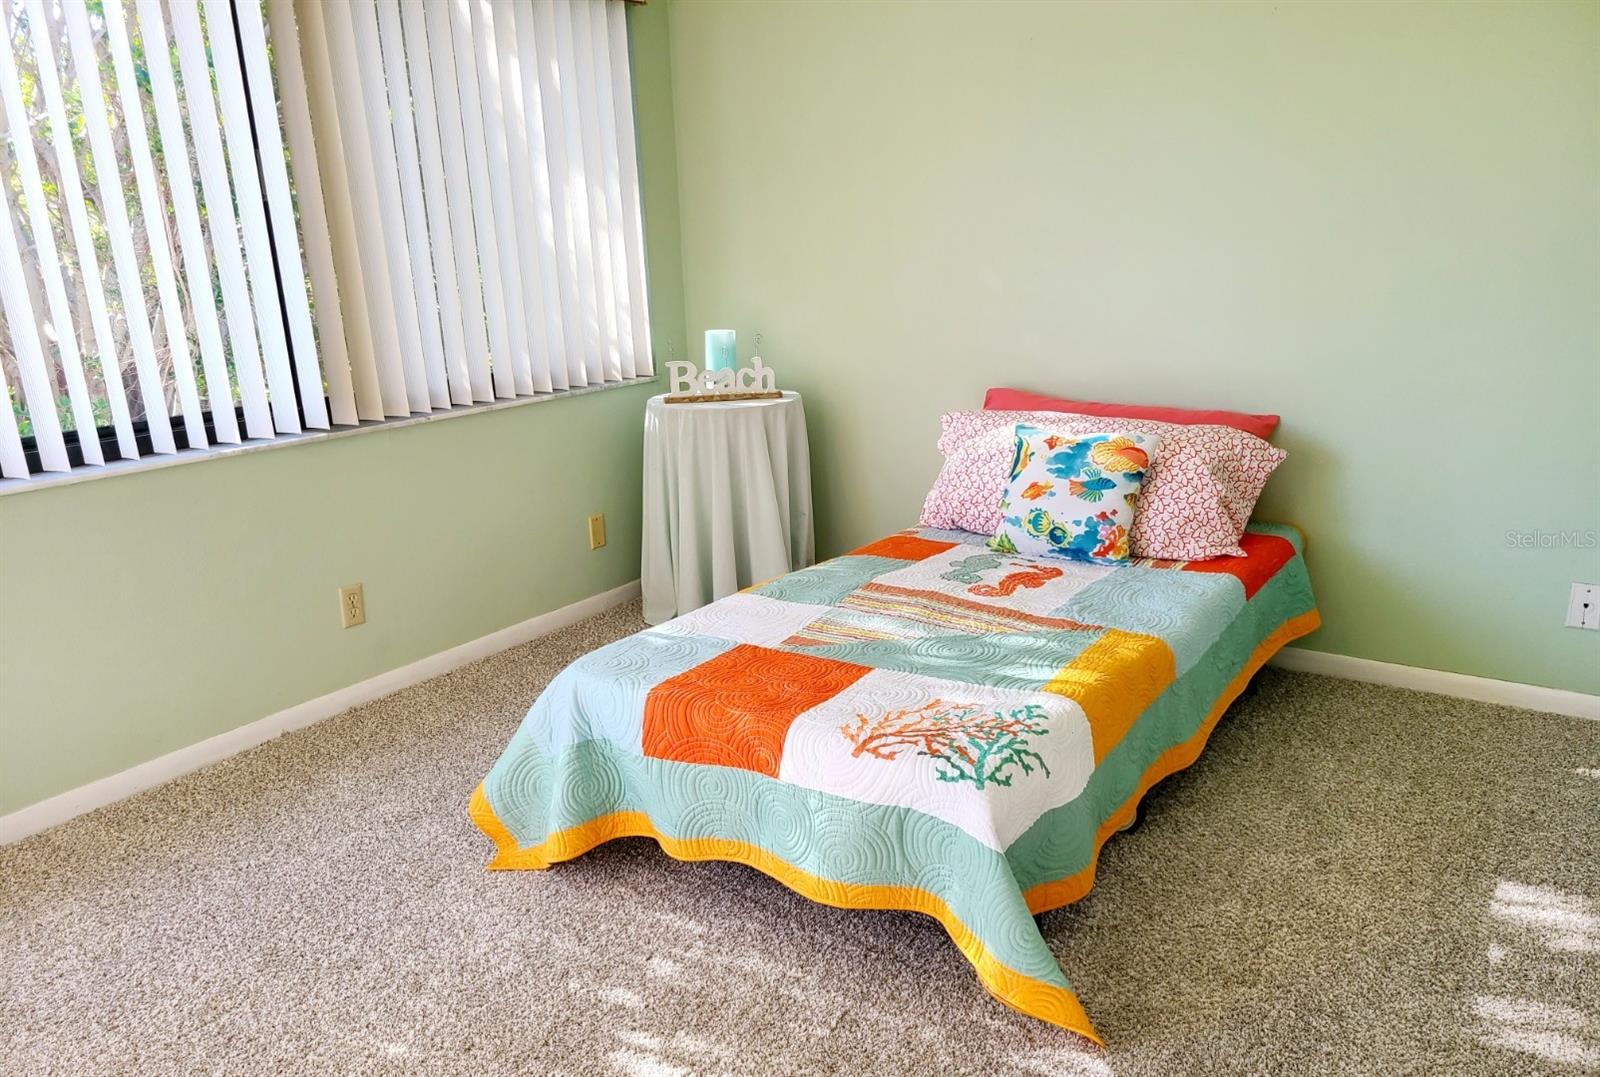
[339,584,366,629]
[587,513,606,550]
[1567,583,1598,631]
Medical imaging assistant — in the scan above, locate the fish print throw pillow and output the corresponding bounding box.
[989,426,1162,565]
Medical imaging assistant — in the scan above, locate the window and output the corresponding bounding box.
[0,0,651,483]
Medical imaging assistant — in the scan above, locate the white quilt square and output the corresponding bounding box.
[777,668,1095,851]
[654,593,831,648]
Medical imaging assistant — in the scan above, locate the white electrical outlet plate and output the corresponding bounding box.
[1567,582,1598,631]
[340,583,366,629]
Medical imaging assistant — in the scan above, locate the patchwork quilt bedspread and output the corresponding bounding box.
[470,523,1319,1043]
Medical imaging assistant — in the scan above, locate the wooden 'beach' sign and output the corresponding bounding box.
[663,358,782,403]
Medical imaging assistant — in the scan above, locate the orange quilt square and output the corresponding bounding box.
[1183,533,1296,600]
[848,534,958,561]
[642,645,870,777]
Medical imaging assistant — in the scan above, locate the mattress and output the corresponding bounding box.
[470,523,1319,1043]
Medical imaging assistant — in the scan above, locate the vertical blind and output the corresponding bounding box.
[0,0,650,481]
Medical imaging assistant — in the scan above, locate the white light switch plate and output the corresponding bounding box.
[1567,583,1599,630]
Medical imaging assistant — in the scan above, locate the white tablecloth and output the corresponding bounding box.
[642,391,814,625]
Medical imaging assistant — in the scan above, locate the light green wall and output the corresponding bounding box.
[665,0,1600,694]
[0,2,684,816]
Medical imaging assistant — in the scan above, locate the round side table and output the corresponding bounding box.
[641,391,814,625]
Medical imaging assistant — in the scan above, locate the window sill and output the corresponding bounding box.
[0,375,659,498]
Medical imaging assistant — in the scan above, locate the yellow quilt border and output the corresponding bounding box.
[469,786,1101,1042]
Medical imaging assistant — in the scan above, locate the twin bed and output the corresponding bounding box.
[470,518,1318,1044]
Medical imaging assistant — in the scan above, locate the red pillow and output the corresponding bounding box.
[983,387,1279,440]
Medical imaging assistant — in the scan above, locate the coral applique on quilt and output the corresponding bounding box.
[841,700,1054,790]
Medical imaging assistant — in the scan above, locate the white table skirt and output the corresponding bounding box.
[641,391,814,625]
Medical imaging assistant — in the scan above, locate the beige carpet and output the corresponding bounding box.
[2,599,1596,1076]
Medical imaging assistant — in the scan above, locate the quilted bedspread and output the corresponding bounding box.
[470,523,1319,1043]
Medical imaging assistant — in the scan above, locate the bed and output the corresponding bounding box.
[470,522,1319,1044]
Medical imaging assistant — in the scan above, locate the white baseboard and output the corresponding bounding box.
[1269,646,1600,721]
[0,580,642,847]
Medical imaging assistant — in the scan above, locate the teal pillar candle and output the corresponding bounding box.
[705,329,736,372]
